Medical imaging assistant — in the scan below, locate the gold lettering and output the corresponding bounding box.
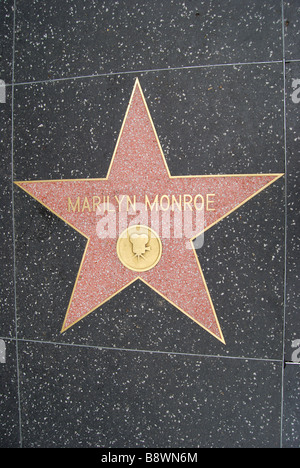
[115,195,125,211]
[206,194,216,211]
[93,196,101,212]
[68,193,217,214]
[127,195,136,212]
[82,197,91,212]
[184,194,193,211]
[145,195,159,211]
[106,196,115,212]
[171,195,182,211]
[194,194,204,211]
[160,195,170,211]
[68,197,80,212]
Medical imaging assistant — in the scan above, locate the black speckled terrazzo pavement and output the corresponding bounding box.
[0,0,299,449]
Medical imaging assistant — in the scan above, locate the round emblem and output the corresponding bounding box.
[117,225,162,273]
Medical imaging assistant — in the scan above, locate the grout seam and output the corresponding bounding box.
[22,338,285,364]
[10,0,23,449]
[4,60,284,88]
[280,0,288,450]
[1,336,283,364]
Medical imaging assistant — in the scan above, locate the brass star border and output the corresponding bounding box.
[15,79,283,343]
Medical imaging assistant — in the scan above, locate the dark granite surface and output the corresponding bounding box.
[0,87,15,339]
[285,62,300,364]
[0,339,19,448]
[282,363,300,448]
[284,0,300,60]
[14,0,283,83]
[0,0,14,84]
[18,341,282,448]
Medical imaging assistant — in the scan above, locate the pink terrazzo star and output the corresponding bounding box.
[15,79,283,343]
